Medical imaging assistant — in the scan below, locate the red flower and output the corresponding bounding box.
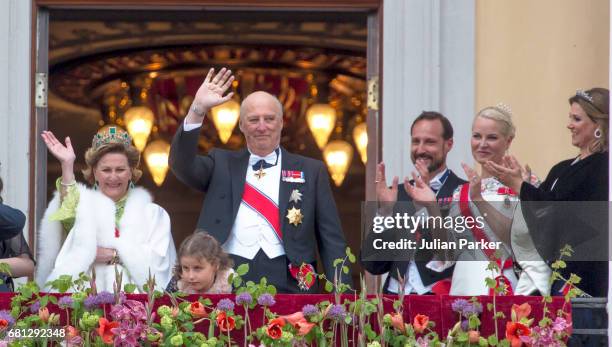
[511,303,532,321]
[190,301,208,318]
[505,321,531,347]
[216,311,236,332]
[390,313,405,333]
[97,317,119,344]
[413,314,429,334]
[280,312,315,336]
[38,307,50,323]
[266,317,286,340]
[66,325,79,338]
[0,319,7,330]
[468,330,480,343]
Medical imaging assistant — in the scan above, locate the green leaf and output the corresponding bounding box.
[485,278,496,289]
[342,266,349,274]
[124,283,137,294]
[48,296,58,305]
[487,335,499,346]
[324,281,333,292]
[468,315,480,330]
[39,295,48,308]
[237,264,249,276]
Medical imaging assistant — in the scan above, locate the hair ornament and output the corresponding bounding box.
[576,89,594,103]
[92,125,132,150]
[493,102,513,117]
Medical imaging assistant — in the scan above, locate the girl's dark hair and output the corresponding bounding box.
[0,176,3,203]
[173,230,233,278]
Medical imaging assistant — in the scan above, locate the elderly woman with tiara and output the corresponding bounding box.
[35,126,177,292]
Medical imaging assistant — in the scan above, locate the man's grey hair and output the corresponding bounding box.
[239,91,284,121]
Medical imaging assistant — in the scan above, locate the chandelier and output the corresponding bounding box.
[96,67,367,187]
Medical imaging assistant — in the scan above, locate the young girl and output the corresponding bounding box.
[166,231,234,294]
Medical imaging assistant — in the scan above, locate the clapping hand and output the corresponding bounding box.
[461,163,483,201]
[375,162,399,216]
[484,155,525,193]
[187,67,235,123]
[41,131,76,165]
[404,172,436,205]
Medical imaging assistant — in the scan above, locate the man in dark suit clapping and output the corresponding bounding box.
[170,68,351,293]
[362,111,465,295]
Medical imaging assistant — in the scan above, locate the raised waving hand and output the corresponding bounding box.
[186,67,235,123]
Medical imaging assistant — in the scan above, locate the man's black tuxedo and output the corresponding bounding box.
[361,170,466,292]
[169,124,352,289]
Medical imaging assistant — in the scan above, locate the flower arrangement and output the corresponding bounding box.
[0,247,580,346]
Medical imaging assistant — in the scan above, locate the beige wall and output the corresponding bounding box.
[476,0,609,177]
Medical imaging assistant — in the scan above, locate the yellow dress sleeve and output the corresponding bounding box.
[49,178,80,232]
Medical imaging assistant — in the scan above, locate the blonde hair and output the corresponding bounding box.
[474,104,516,139]
[81,143,142,185]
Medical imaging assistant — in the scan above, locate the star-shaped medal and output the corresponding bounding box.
[286,206,303,226]
[254,168,266,180]
[289,189,302,204]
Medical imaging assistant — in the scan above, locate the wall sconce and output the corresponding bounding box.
[144,139,171,186]
[352,122,368,164]
[306,103,336,149]
[323,140,353,186]
[124,106,155,151]
[210,99,240,144]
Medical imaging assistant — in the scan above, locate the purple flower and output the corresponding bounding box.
[125,300,147,321]
[460,319,469,331]
[302,304,318,317]
[552,317,571,334]
[235,292,253,306]
[29,300,40,313]
[216,298,235,312]
[96,291,115,305]
[326,304,346,321]
[0,310,14,327]
[451,299,470,313]
[58,296,74,309]
[84,295,97,309]
[110,304,132,321]
[461,303,483,318]
[257,293,276,307]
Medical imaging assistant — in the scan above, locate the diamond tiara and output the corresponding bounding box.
[493,102,512,117]
[91,126,132,150]
[576,89,594,103]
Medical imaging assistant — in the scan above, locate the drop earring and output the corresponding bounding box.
[129,180,135,189]
[594,128,602,138]
[94,181,98,190]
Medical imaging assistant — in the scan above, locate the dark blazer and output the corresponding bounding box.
[169,124,352,284]
[361,170,466,291]
[0,203,26,241]
[519,152,608,297]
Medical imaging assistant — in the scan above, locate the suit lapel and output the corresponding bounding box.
[437,170,466,198]
[279,148,302,237]
[230,148,250,220]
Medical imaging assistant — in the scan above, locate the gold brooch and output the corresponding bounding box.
[286,206,303,226]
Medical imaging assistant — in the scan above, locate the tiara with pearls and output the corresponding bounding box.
[576,89,594,103]
[92,125,132,150]
[493,102,513,117]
